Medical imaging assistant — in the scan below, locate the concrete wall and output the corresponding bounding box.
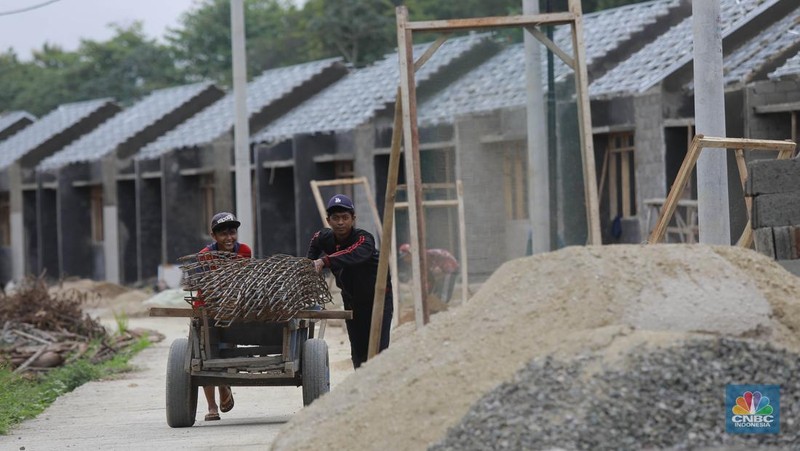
[55,164,94,279]
[292,134,335,256]
[454,111,508,279]
[161,148,207,262]
[135,158,162,282]
[633,90,668,239]
[255,140,296,257]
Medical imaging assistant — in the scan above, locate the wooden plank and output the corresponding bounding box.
[525,25,574,69]
[569,0,601,244]
[503,155,513,219]
[697,136,796,153]
[309,180,328,225]
[407,12,576,31]
[148,307,352,320]
[414,35,449,72]
[396,6,429,328]
[621,151,631,218]
[648,135,703,243]
[311,177,368,187]
[609,153,618,218]
[514,150,525,218]
[734,148,753,248]
[457,180,469,304]
[203,355,284,369]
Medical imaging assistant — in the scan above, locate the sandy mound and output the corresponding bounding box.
[271,245,800,451]
[49,279,152,318]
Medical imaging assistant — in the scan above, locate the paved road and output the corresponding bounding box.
[2,316,354,451]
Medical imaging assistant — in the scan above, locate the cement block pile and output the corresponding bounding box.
[270,245,800,451]
[748,156,800,275]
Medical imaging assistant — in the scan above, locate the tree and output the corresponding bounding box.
[167,0,314,86]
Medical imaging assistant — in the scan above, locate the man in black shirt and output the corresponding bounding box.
[307,194,393,368]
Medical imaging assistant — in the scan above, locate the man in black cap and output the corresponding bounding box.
[307,194,393,368]
[195,211,252,421]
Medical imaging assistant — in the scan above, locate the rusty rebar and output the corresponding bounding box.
[178,252,332,326]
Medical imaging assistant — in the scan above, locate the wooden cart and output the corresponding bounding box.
[149,304,351,428]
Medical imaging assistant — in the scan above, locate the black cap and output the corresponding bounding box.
[326,194,355,214]
[210,212,240,232]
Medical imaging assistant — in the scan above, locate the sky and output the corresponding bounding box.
[0,0,199,60]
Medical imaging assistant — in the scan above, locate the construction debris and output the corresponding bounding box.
[179,252,333,326]
[0,275,162,374]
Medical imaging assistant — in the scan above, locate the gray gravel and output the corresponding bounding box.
[431,337,798,451]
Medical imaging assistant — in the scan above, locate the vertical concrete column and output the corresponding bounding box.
[523,0,550,253]
[231,0,254,246]
[8,163,25,281]
[102,156,120,283]
[692,0,730,244]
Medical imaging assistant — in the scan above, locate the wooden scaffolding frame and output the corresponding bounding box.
[647,135,796,246]
[368,2,600,359]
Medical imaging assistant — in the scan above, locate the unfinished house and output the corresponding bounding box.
[134,58,347,280]
[590,0,799,245]
[36,83,224,283]
[251,35,496,257]
[0,99,119,283]
[412,0,688,278]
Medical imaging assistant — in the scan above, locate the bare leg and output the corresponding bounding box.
[203,386,219,415]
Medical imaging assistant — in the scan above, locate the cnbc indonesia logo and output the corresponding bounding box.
[726,385,780,434]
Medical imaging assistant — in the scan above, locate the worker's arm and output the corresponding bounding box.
[306,230,323,259]
[325,231,375,270]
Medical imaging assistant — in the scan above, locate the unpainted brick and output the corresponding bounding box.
[773,226,795,260]
[753,227,775,259]
[751,192,800,228]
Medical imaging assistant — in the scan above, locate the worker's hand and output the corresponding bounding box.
[313,258,325,273]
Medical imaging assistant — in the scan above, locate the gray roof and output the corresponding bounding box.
[38,83,216,170]
[419,0,680,126]
[591,0,778,98]
[253,34,487,143]
[138,58,342,159]
[722,5,800,86]
[771,50,800,79]
[0,98,114,170]
[0,111,35,136]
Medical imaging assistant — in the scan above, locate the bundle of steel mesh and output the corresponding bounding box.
[178,252,333,325]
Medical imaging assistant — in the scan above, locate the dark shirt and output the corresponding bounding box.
[307,228,389,305]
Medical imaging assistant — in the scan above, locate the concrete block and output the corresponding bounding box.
[778,260,800,277]
[746,158,800,195]
[753,227,775,259]
[773,226,796,260]
[751,192,800,228]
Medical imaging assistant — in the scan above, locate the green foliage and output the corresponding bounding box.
[113,310,129,335]
[0,336,150,435]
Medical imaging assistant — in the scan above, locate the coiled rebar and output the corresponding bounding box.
[178,252,332,326]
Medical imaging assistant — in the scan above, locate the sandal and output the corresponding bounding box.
[204,412,220,421]
[220,386,234,413]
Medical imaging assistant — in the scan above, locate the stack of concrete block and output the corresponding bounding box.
[746,156,800,275]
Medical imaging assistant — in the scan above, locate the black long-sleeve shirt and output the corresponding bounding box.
[306,227,390,305]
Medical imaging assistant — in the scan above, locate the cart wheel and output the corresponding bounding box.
[302,338,330,406]
[166,338,197,427]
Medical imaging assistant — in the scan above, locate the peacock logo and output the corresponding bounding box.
[732,391,773,416]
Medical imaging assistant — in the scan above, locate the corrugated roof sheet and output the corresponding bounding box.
[419,0,680,126]
[591,0,777,98]
[0,111,35,137]
[253,34,487,143]
[137,58,342,159]
[38,82,216,170]
[722,5,800,86]
[770,44,800,79]
[0,98,114,170]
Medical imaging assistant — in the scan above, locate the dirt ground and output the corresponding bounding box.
[270,244,800,451]
[1,282,356,450]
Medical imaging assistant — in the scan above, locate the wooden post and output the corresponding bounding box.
[368,89,403,359]
[457,180,469,304]
[569,0,602,244]
[648,136,796,245]
[396,6,429,327]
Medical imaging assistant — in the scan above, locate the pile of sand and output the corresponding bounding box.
[50,279,152,317]
[271,244,800,451]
